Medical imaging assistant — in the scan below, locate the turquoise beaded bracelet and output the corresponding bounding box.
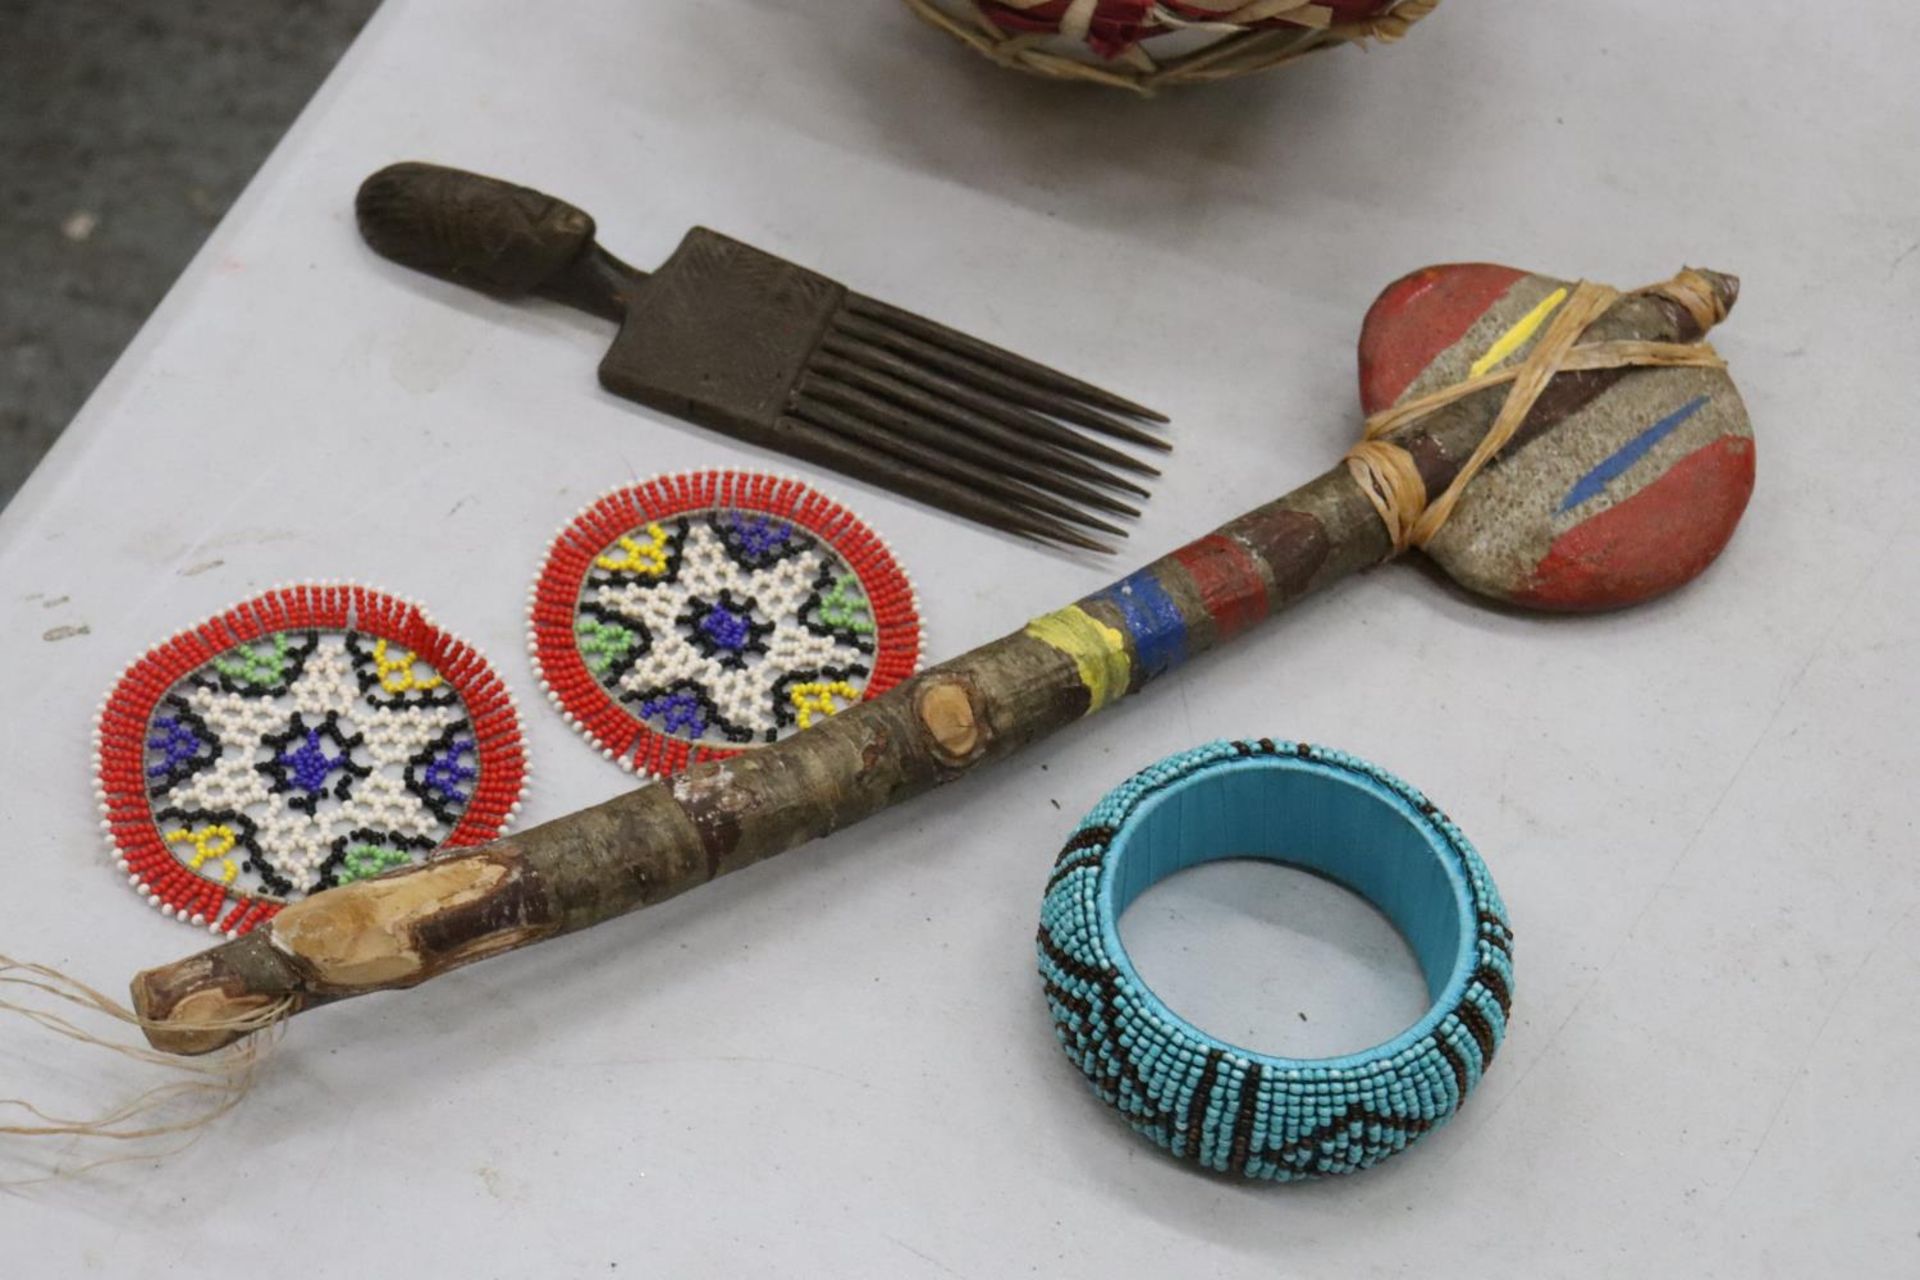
[1038,739,1513,1180]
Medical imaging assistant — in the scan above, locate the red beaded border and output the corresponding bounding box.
[92,583,529,937]
[527,470,923,777]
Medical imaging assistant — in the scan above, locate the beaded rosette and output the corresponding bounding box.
[529,472,922,776]
[94,585,527,936]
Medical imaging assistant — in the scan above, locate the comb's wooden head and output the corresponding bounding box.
[357,162,597,297]
[1359,263,1754,613]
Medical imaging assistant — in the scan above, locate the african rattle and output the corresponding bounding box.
[129,262,1754,1053]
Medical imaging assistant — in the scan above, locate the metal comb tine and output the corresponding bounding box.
[789,395,1130,539]
[844,293,1168,424]
[773,418,1116,553]
[829,312,1172,452]
[798,375,1144,519]
[818,334,1162,477]
[810,353,1154,498]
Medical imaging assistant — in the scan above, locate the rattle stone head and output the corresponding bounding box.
[1359,263,1754,612]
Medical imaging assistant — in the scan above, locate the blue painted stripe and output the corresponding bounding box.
[1095,569,1189,679]
[1559,395,1710,514]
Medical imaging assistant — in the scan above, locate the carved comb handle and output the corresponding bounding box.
[355,161,601,297]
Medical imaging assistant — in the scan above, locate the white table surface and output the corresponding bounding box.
[4,1,1916,1274]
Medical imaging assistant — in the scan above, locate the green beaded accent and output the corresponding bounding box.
[1038,739,1514,1181]
[336,843,415,884]
[575,615,639,676]
[814,574,874,634]
[211,632,292,688]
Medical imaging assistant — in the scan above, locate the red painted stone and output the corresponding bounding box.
[1515,435,1756,613]
[1358,263,1524,415]
[1353,261,1756,612]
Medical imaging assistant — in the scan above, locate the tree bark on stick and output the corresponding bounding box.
[132,278,1736,1054]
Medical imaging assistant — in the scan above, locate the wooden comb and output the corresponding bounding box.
[355,162,1170,551]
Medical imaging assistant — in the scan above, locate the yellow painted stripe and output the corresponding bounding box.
[1025,606,1130,715]
[1469,286,1568,379]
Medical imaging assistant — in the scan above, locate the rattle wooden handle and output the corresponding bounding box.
[131,276,1734,1055]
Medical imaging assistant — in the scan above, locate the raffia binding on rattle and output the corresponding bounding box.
[902,0,1438,92]
[1,953,290,1181]
[1344,270,1732,556]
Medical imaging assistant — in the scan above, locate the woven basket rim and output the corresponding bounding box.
[900,0,1440,92]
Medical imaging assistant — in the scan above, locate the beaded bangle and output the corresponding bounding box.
[1038,739,1513,1180]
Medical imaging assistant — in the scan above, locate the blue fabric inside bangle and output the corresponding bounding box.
[1099,757,1475,1068]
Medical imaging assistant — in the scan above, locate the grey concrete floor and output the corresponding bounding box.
[0,0,379,508]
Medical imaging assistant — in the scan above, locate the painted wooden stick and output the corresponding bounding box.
[131,264,1753,1054]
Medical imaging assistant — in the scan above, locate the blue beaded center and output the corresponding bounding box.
[697,603,752,652]
[280,729,348,795]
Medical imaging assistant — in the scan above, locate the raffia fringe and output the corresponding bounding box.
[0,953,291,1183]
[900,0,1438,93]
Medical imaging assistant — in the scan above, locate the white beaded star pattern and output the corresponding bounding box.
[161,640,467,889]
[588,519,871,741]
